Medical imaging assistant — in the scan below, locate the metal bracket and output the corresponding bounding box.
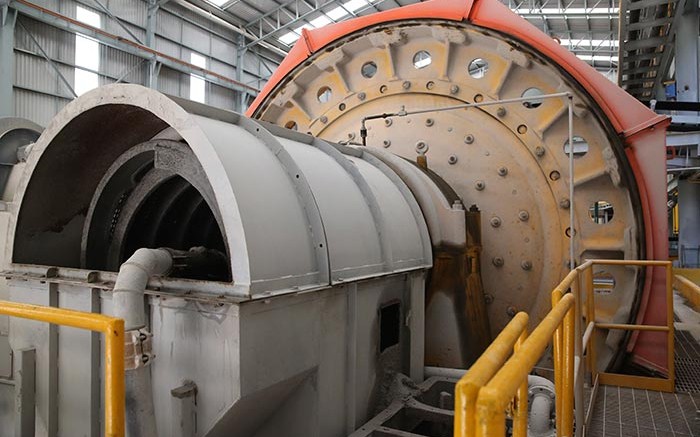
[124,328,154,370]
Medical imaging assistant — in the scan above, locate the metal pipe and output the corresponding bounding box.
[568,94,575,270]
[0,300,125,437]
[424,366,470,380]
[113,248,173,437]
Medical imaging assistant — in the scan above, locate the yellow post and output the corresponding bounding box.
[475,387,506,437]
[513,329,529,437]
[665,263,675,387]
[562,303,575,437]
[583,266,596,380]
[551,289,563,433]
[477,294,575,437]
[0,300,125,437]
[454,312,529,437]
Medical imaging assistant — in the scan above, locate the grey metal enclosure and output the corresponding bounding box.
[0,84,468,436]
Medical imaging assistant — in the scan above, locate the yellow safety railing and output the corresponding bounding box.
[674,269,700,310]
[0,300,125,437]
[455,259,674,437]
[454,312,529,437]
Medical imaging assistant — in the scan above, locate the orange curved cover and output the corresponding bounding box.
[247,0,666,137]
[247,0,671,373]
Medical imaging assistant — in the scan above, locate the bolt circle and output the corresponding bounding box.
[358,92,366,101]
[492,257,504,267]
[560,198,571,209]
[506,306,517,317]
[521,260,533,271]
[490,216,502,227]
[475,180,486,191]
[384,118,393,127]
[549,170,561,181]
[535,146,546,157]
[383,140,391,148]
[498,167,508,176]
[320,116,328,123]
[484,294,494,304]
[464,134,475,144]
[497,107,507,117]
[450,85,460,94]
[402,81,411,90]
[518,210,530,221]
[448,155,458,165]
[425,118,434,127]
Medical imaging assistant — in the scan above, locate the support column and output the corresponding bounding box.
[0,6,16,117]
[235,34,247,112]
[675,1,699,102]
[678,179,700,267]
[145,0,158,89]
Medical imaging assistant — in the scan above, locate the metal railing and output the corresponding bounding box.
[0,300,125,437]
[454,259,674,437]
[674,269,700,310]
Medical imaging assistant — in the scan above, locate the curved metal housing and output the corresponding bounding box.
[247,0,671,373]
[8,84,434,298]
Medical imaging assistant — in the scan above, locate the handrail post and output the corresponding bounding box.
[572,272,584,437]
[665,262,675,387]
[454,312,529,437]
[552,289,563,435]
[562,300,575,436]
[583,266,596,381]
[513,329,529,437]
[104,319,125,437]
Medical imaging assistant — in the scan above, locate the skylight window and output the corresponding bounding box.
[74,6,101,96]
[310,15,332,28]
[207,0,229,6]
[279,32,300,45]
[344,0,369,12]
[326,7,348,20]
[190,53,206,103]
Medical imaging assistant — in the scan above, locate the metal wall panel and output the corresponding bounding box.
[13,89,68,127]
[156,7,183,43]
[8,0,279,124]
[209,83,236,110]
[157,65,185,97]
[182,21,210,55]
[105,0,147,28]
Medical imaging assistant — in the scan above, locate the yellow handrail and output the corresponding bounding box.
[0,300,125,437]
[454,312,529,437]
[455,259,675,437]
[674,271,700,310]
[474,293,575,437]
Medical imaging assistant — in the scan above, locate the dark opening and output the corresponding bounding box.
[380,302,401,352]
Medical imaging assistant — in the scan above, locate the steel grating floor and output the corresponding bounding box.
[586,326,700,436]
[586,385,700,436]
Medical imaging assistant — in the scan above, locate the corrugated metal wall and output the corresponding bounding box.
[9,0,280,127]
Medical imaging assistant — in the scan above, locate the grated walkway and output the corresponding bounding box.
[586,326,700,436]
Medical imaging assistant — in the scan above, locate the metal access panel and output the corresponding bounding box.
[3,266,426,437]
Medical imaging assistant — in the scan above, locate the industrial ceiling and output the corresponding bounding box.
[180,0,620,77]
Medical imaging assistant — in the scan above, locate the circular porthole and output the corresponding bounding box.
[413,51,432,69]
[522,87,545,108]
[589,201,614,224]
[361,61,377,78]
[468,58,489,78]
[563,136,589,158]
[317,86,332,103]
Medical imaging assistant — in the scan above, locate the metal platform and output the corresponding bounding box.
[585,325,700,437]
